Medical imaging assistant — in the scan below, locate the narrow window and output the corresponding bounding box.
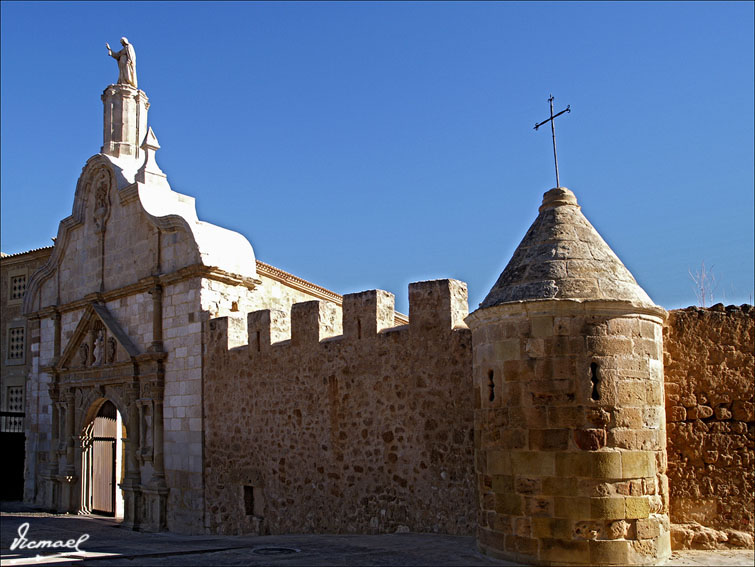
[357,318,362,340]
[244,485,255,515]
[488,370,495,402]
[590,362,600,401]
[255,331,261,352]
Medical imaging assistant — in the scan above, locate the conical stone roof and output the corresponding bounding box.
[480,187,655,309]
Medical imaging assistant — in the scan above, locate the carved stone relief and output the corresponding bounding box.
[79,344,89,367]
[91,167,112,233]
[107,337,117,364]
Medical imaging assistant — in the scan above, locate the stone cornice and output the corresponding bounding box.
[256,260,342,305]
[27,264,260,318]
[0,246,53,265]
[255,260,409,324]
[466,298,667,329]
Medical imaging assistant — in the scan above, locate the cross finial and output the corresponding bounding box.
[534,94,571,188]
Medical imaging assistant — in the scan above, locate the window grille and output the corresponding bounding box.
[8,327,25,359]
[10,275,27,300]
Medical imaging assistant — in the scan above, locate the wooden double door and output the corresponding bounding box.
[81,401,118,516]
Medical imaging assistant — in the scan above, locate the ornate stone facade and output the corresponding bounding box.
[14,50,752,564]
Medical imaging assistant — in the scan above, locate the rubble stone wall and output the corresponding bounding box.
[202,280,475,536]
[664,305,754,549]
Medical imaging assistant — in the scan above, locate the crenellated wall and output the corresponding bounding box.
[202,279,475,535]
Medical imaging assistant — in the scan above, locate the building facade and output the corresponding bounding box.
[14,57,753,564]
[0,246,53,499]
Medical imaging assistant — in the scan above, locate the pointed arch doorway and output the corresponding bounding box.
[81,400,125,518]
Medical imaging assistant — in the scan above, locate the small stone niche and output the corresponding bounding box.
[243,485,263,517]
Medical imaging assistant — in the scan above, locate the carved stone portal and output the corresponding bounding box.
[46,302,168,532]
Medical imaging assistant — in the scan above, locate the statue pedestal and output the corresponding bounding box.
[101,84,149,159]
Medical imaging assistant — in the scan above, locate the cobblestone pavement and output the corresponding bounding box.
[2,504,752,566]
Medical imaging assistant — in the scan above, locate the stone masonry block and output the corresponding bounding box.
[487,450,512,475]
[621,451,655,479]
[495,339,522,361]
[624,496,651,519]
[591,497,625,520]
[555,452,592,477]
[539,538,589,564]
[342,289,395,339]
[502,359,523,381]
[554,496,591,519]
[589,539,631,565]
[587,336,633,356]
[553,316,576,336]
[492,475,514,493]
[617,380,646,406]
[494,492,523,516]
[530,429,570,451]
[531,517,572,539]
[548,406,582,429]
[542,476,577,496]
[512,535,538,556]
[525,338,545,358]
[614,408,643,429]
[574,429,607,451]
[606,318,640,337]
[530,316,554,338]
[592,452,622,479]
[635,517,661,539]
[511,451,555,477]
[409,279,468,332]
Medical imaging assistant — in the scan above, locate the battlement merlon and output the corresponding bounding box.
[291,301,342,345]
[343,290,396,339]
[409,279,469,332]
[209,279,470,354]
[247,309,289,353]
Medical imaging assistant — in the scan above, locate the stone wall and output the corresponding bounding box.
[469,301,669,565]
[202,280,474,536]
[664,304,754,549]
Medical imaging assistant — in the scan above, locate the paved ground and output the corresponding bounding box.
[1,503,752,566]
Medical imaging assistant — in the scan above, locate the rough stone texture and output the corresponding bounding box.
[481,188,654,309]
[671,522,754,551]
[203,280,474,536]
[468,188,670,565]
[664,304,754,547]
[467,302,670,565]
[11,56,754,550]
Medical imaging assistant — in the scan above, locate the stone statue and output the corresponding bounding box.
[93,329,104,366]
[106,37,137,88]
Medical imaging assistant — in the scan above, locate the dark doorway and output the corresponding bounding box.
[0,411,25,500]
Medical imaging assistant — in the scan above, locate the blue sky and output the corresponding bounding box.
[2,1,753,313]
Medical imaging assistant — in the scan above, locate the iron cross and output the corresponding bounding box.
[534,95,570,188]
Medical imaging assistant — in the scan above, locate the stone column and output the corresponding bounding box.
[120,384,142,530]
[53,310,61,361]
[143,361,168,532]
[149,284,164,353]
[59,389,78,513]
[101,84,149,159]
[45,384,60,512]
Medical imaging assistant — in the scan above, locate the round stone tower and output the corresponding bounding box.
[466,188,670,565]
